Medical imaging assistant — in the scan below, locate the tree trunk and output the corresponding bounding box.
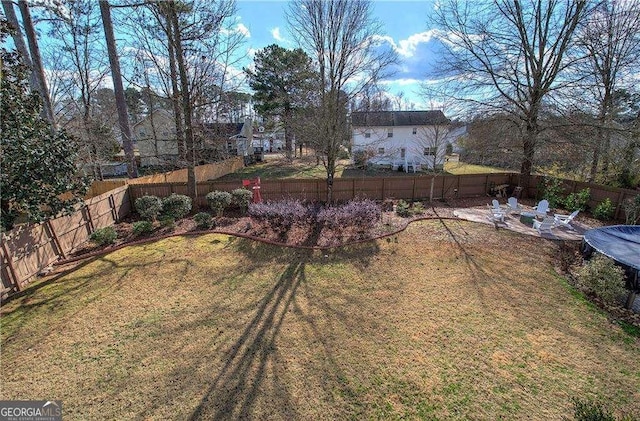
[588,131,601,183]
[284,107,293,160]
[519,126,537,198]
[169,2,197,201]
[165,16,186,161]
[1,1,37,97]
[99,0,138,178]
[7,1,55,126]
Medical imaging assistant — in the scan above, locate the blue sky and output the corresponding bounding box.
[233,0,441,109]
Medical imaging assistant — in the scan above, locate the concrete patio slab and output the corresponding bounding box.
[453,207,588,241]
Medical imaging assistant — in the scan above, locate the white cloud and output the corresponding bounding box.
[222,23,251,38]
[271,27,284,42]
[396,30,440,58]
[380,78,422,87]
[236,23,251,38]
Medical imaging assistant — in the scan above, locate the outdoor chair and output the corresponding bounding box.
[487,208,506,223]
[533,216,555,235]
[553,210,579,230]
[533,199,550,218]
[506,197,522,215]
[489,199,503,212]
[487,199,506,223]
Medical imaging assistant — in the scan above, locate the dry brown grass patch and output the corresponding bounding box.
[1,221,638,420]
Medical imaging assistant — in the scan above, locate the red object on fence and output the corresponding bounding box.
[242,177,262,203]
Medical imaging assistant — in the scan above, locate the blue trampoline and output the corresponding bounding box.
[583,225,640,308]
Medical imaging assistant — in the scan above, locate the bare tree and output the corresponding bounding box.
[431,0,587,194]
[576,0,640,182]
[287,0,397,202]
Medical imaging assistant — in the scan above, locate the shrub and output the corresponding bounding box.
[161,194,192,219]
[593,198,615,221]
[194,212,214,230]
[564,188,590,212]
[135,195,163,221]
[249,199,313,232]
[396,200,411,217]
[315,200,377,231]
[352,148,375,168]
[624,195,640,225]
[158,216,175,228]
[90,226,117,245]
[577,255,627,306]
[542,177,565,209]
[231,188,253,213]
[206,191,232,216]
[569,397,617,421]
[132,220,153,236]
[412,202,425,215]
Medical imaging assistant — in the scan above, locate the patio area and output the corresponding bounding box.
[453,206,588,241]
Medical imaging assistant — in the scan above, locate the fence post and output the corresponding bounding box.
[109,194,118,222]
[84,205,95,234]
[0,240,20,292]
[412,177,416,200]
[45,220,66,260]
[615,191,626,220]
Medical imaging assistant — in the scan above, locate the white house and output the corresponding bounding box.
[351,110,455,172]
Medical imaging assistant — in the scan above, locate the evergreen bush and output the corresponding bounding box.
[194,212,214,229]
[231,188,253,213]
[161,194,192,219]
[135,195,163,221]
[132,220,153,236]
[206,191,232,217]
[90,226,117,245]
[593,198,614,221]
[577,255,627,306]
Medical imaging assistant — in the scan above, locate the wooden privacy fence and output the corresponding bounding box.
[0,185,131,298]
[128,156,244,184]
[129,173,519,207]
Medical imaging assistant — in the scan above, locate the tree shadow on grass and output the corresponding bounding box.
[187,259,305,420]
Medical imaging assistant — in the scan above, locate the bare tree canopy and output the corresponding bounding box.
[287,0,397,201]
[576,0,640,183]
[431,0,587,192]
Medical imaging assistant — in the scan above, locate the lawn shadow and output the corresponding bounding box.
[187,259,306,420]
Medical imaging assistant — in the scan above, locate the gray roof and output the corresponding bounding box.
[351,110,449,127]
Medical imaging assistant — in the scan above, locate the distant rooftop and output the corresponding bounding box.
[351,110,449,127]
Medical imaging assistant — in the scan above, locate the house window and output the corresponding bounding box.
[365,131,371,138]
[412,127,417,135]
[424,147,435,156]
[387,129,393,138]
[400,148,406,158]
[378,147,385,154]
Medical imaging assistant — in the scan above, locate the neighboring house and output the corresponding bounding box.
[133,109,178,167]
[351,110,455,172]
[134,110,254,166]
[251,124,286,152]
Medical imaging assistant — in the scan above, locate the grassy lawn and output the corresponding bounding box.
[216,155,512,181]
[1,220,639,420]
[443,161,514,175]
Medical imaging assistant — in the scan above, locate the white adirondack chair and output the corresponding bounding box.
[533,216,555,235]
[533,199,550,218]
[554,210,579,230]
[506,197,522,215]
